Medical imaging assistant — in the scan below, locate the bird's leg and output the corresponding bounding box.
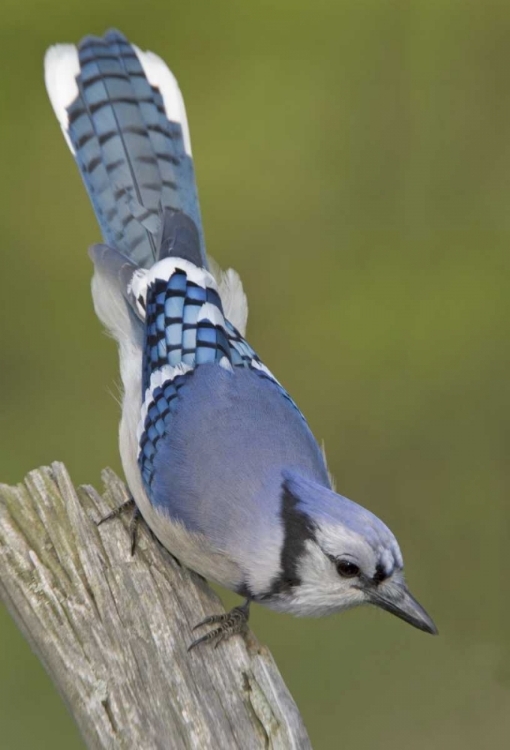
[128,506,141,556]
[97,498,141,556]
[188,599,251,652]
[97,498,185,565]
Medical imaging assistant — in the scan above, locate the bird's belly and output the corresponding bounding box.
[143,502,244,591]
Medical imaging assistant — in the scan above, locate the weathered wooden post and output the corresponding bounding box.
[0,462,311,749]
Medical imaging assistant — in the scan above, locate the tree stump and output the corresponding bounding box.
[0,463,311,749]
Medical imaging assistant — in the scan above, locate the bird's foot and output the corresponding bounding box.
[97,498,141,556]
[188,599,251,651]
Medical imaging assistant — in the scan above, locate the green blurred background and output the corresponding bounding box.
[1,0,508,747]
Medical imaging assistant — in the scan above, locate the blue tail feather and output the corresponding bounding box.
[64,30,205,268]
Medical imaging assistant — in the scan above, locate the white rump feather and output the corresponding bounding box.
[209,258,249,337]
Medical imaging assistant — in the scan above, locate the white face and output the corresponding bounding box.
[264,481,436,633]
[265,519,437,637]
[269,522,403,618]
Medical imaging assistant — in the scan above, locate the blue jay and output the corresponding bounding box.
[44,30,437,648]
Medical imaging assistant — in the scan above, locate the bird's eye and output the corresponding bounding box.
[336,559,360,578]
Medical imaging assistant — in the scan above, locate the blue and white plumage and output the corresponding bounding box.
[45,30,437,645]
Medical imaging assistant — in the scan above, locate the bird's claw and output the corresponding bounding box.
[192,612,230,631]
[96,498,135,525]
[188,601,250,652]
[96,498,141,556]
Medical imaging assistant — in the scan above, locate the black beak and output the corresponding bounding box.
[368,584,438,635]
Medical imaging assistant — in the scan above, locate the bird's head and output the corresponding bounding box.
[266,471,437,635]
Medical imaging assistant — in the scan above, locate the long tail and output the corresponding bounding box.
[45,29,206,269]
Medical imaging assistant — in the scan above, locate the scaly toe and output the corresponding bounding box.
[96,498,136,526]
[188,626,225,652]
[192,613,229,631]
[188,600,251,651]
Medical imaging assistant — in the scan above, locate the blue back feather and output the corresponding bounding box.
[137,261,310,494]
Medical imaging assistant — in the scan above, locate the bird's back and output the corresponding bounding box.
[150,363,330,544]
[128,254,331,591]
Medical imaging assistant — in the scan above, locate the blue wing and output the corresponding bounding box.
[134,258,305,491]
